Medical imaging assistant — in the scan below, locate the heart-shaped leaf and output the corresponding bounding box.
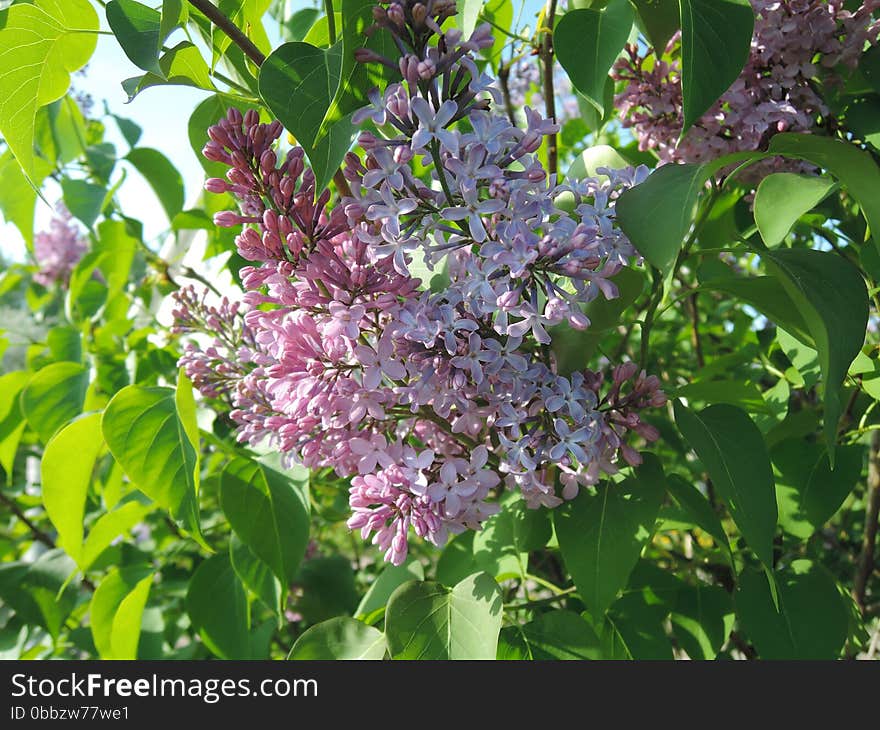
[555,0,634,115]
[258,41,355,192]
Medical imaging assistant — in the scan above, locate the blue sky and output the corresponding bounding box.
[0,0,545,262]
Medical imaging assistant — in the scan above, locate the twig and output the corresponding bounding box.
[497,61,517,126]
[728,631,758,660]
[0,492,95,591]
[539,0,559,177]
[187,0,266,66]
[0,492,55,549]
[689,293,705,369]
[853,430,880,613]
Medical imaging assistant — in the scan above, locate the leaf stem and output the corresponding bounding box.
[539,0,559,177]
[325,0,337,45]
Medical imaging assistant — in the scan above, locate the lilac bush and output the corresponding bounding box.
[173,1,665,565]
[613,0,880,166]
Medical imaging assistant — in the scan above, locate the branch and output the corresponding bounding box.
[853,430,880,612]
[539,0,559,177]
[0,492,95,591]
[497,61,517,126]
[0,492,54,549]
[187,0,266,66]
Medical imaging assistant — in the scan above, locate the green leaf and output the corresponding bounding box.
[109,572,152,660]
[498,610,603,660]
[102,383,204,544]
[0,151,39,247]
[664,473,730,554]
[283,7,321,41]
[315,0,399,143]
[555,0,634,114]
[94,219,138,295]
[674,379,774,415]
[258,41,356,192]
[384,573,504,660]
[122,41,213,102]
[289,617,386,660]
[631,0,680,53]
[80,501,151,570]
[40,413,103,561]
[678,0,754,134]
[219,456,310,585]
[768,133,880,255]
[188,94,235,177]
[736,560,848,659]
[160,0,187,41]
[472,498,527,582]
[229,536,282,615]
[90,566,152,659]
[86,143,117,184]
[753,173,836,247]
[553,454,666,619]
[551,266,645,369]
[296,556,359,624]
[566,144,631,181]
[0,550,78,639]
[0,0,98,182]
[674,401,777,567]
[843,94,880,150]
[0,371,30,483]
[106,0,164,75]
[436,532,480,586]
[670,584,734,659]
[20,361,89,444]
[480,0,513,64]
[112,113,143,148]
[615,162,703,273]
[187,554,251,659]
[457,0,483,39]
[703,275,812,345]
[60,178,106,229]
[604,586,674,659]
[772,440,863,539]
[355,559,425,623]
[762,248,868,461]
[125,147,185,221]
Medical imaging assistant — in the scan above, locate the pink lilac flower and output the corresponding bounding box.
[174,0,667,565]
[613,0,880,176]
[33,204,87,288]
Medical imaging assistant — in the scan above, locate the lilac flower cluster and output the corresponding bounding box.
[613,0,880,166]
[32,204,87,288]
[174,0,665,565]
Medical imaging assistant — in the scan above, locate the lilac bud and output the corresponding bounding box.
[202,142,227,162]
[214,211,243,227]
[621,444,643,467]
[411,3,427,26]
[496,288,520,311]
[568,309,591,330]
[243,109,259,129]
[260,149,277,175]
[387,2,405,26]
[204,178,228,194]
